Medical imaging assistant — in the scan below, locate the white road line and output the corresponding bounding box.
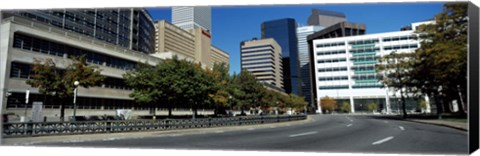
[399,126,405,131]
[346,117,353,122]
[384,121,389,123]
[346,124,352,127]
[289,131,318,137]
[372,136,394,145]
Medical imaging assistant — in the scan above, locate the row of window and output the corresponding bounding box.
[316,42,345,48]
[317,58,347,64]
[316,50,346,56]
[350,48,380,53]
[241,45,275,51]
[251,70,276,74]
[6,92,211,110]
[13,33,137,70]
[318,76,348,81]
[319,85,349,90]
[9,62,132,90]
[242,61,273,66]
[348,39,379,45]
[383,44,418,51]
[243,65,275,70]
[241,49,275,55]
[383,35,417,42]
[351,57,377,62]
[318,67,348,72]
[351,66,375,71]
[242,57,274,62]
[242,52,274,58]
[352,84,383,89]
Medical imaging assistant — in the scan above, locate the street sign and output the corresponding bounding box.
[32,101,43,122]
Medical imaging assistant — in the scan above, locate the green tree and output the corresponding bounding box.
[410,2,468,118]
[367,103,379,112]
[341,101,351,113]
[234,70,264,114]
[418,99,428,113]
[206,62,231,116]
[320,96,336,114]
[123,62,161,115]
[286,94,308,113]
[27,56,104,120]
[377,51,415,118]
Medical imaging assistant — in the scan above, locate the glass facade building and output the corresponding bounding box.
[7,9,155,54]
[296,25,323,109]
[261,18,302,95]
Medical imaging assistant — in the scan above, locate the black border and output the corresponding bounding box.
[468,1,480,154]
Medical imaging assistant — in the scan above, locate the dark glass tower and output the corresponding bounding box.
[7,9,155,54]
[261,18,301,95]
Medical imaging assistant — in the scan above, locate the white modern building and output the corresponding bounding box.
[172,6,211,33]
[296,25,323,110]
[312,21,432,113]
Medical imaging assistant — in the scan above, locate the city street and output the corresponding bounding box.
[36,115,468,154]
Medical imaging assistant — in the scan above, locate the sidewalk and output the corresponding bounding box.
[406,119,468,131]
[3,116,315,146]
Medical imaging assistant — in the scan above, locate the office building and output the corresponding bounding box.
[311,22,429,113]
[307,21,366,112]
[240,38,284,92]
[296,25,323,110]
[307,9,346,28]
[154,20,229,69]
[0,15,165,121]
[6,9,156,54]
[261,18,301,95]
[172,6,211,33]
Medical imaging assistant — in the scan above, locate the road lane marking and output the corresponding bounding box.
[346,117,353,122]
[289,131,318,137]
[399,126,405,131]
[346,124,352,127]
[372,136,394,145]
[384,121,389,123]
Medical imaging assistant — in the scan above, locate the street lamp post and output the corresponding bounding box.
[228,96,232,116]
[73,81,79,121]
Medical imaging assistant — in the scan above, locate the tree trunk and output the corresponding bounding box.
[168,102,172,118]
[433,92,443,119]
[400,89,407,119]
[58,97,65,121]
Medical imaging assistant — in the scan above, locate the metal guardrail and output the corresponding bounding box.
[2,115,307,137]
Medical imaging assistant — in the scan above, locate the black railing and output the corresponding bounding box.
[2,115,307,137]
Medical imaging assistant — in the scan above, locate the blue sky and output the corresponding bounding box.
[147,2,444,75]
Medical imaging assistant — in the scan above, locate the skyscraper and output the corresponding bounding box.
[261,18,301,95]
[6,9,156,54]
[172,6,211,33]
[240,38,284,91]
[307,9,346,28]
[296,25,323,110]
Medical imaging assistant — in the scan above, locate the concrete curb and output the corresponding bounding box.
[405,119,468,132]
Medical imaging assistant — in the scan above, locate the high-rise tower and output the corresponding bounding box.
[172,6,211,33]
[261,18,301,95]
[296,25,323,110]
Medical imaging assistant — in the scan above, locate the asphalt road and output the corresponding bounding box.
[37,115,468,154]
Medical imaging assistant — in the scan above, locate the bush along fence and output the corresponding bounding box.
[2,115,307,137]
